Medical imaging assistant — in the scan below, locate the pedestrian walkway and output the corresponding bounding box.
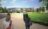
[11,13,48,29]
[0,13,48,29]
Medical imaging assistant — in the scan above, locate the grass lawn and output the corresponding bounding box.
[28,12,48,26]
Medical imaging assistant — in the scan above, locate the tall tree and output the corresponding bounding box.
[3,7,8,13]
[39,0,48,10]
[0,0,2,7]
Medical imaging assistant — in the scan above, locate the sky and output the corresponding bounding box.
[2,0,40,8]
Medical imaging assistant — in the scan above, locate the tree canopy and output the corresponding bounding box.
[39,0,48,10]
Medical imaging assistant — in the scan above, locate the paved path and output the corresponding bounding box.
[11,13,25,29]
[0,13,48,29]
[11,13,48,29]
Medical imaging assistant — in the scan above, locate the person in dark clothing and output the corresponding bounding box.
[6,13,12,29]
[23,13,32,29]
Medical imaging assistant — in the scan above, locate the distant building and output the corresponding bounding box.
[7,8,34,13]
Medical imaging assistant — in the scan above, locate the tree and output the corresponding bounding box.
[0,0,3,7]
[0,0,8,13]
[39,0,48,10]
[36,8,39,12]
[21,8,23,12]
[0,7,3,12]
[3,7,8,13]
[0,0,1,7]
[41,7,45,12]
[0,7,8,13]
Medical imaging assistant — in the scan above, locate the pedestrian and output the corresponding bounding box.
[6,13,12,29]
[23,13,32,29]
[3,13,12,29]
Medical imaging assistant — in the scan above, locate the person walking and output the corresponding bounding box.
[23,13,32,29]
[3,13,12,29]
[6,13,12,29]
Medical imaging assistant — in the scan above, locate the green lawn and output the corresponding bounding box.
[28,12,48,26]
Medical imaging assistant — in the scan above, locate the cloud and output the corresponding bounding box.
[2,0,7,4]
[10,0,16,4]
[2,0,40,8]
